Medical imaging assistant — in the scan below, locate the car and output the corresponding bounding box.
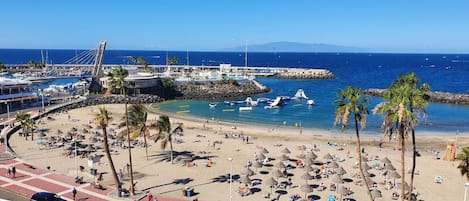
[30,192,66,201]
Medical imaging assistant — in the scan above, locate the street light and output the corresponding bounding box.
[228,157,233,201]
[38,89,45,113]
[5,102,10,120]
[464,182,469,201]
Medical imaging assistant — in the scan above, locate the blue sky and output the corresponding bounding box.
[1,0,469,53]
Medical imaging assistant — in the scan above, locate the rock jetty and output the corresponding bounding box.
[274,68,335,79]
[364,88,469,105]
[60,94,163,111]
[176,80,270,99]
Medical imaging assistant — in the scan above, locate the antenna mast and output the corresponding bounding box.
[244,41,248,67]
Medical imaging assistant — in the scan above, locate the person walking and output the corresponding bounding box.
[6,167,11,177]
[72,187,77,201]
[11,166,16,178]
[147,193,154,201]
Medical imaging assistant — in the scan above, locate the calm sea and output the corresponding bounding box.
[1,49,469,135]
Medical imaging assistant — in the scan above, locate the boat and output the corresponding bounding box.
[224,101,231,105]
[176,110,190,114]
[307,99,315,105]
[249,101,258,106]
[264,105,279,109]
[294,88,308,99]
[239,106,253,111]
[209,102,217,108]
[222,109,235,112]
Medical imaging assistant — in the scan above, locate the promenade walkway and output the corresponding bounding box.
[0,98,187,201]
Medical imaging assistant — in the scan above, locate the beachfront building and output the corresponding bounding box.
[0,77,39,119]
[100,71,161,95]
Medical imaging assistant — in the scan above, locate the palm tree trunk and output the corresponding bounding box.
[170,139,174,164]
[409,127,416,201]
[399,124,406,201]
[102,128,120,194]
[354,114,374,201]
[143,126,149,161]
[124,94,135,195]
[31,128,34,141]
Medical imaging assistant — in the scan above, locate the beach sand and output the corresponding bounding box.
[9,104,469,201]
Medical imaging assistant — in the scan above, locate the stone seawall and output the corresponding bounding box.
[176,81,270,100]
[274,68,335,79]
[364,88,469,105]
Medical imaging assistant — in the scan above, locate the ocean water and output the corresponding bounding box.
[1,49,469,135]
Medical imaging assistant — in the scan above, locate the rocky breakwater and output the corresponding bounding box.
[364,88,469,105]
[176,80,270,99]
[60,94,163,111]
[274,68,335,79]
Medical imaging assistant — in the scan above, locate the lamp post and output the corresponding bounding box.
[228,157,233,201]
[464,182,469,201]
[38,89,45,113]
[5,102,10,120]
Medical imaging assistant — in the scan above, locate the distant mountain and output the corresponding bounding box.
[222,41,365,53]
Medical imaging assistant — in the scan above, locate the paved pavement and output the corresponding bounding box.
[0,139,188,201]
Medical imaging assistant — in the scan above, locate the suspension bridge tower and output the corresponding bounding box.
[89,41,107,92]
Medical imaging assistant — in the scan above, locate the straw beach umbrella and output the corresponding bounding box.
[240,176,252,186]
[371,189,382,199]
[332,174,344,184]
[337,185,348,200]
[323,153,333,161]
[265,177,278,195]
[275,161,286,169]
[380,157,392,164]
[242,168,255,177]
[336,167,347,176]
[252,161,263,173]
[273,169,284,178]
[301,172,313,185]
[385,163,396,171]
[278,154,289,161]
[328,161,339,169]
[388,170,401,186]
[261,148,269,154]
[306,152,318,160]
[300,184,313,199]
[281,148,291,154]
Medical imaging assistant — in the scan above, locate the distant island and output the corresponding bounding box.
[222,41,365,53]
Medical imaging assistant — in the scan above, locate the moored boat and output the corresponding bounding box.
[239,106,253,111]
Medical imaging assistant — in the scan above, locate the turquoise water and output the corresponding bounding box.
[158,77,469,136]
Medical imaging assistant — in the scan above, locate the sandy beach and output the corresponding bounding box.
[9,103,469,201]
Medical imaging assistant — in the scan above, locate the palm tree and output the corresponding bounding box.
[374,72,429,201]
[126,104,151,160]
[94,107,120,193]
[153,115,177,163]
[128,56,138,65]
[457,147,469,180]
[25,118,36,141]
[167,56,179,65]
[16,112,31,140]
[136,57,149,72]
[107,66,135,195]
[334,86,374,201]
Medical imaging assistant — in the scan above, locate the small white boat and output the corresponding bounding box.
[264,105,279,109]
[306,100,315,105]
[209,103,217,108]
[239,106,253,111]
